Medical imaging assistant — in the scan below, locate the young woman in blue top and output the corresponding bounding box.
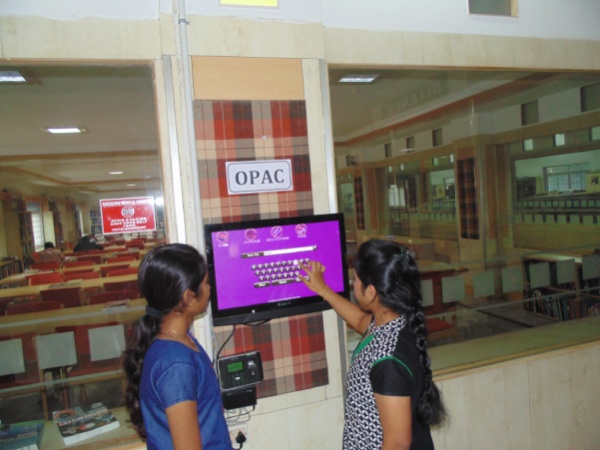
[302,239,447,450]
[123,244,231,450]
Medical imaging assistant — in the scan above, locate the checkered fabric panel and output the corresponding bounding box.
[457,158,480,239]
[354,176,365,230]
[195,100,313,222]
[215,313,328,399]
[195,99,328,398]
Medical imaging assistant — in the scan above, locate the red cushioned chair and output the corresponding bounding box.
[64,260,95,269]
[6,300,62,315]
[0,332,49,419]
[107,267,139,277]
[105,255,136,264]
[28,272,64,286]
[103,280,140,296]
[76,254,102,265]
[87,289,139,305]
[39,287,84,308]
[425,317,457,343]
[31,261,61,271]
[99,264,129,277]
[63,271,100,282]
[54,322,122,402]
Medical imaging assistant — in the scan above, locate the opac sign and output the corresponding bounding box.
[99,196,156,235]
[226,160,293,195]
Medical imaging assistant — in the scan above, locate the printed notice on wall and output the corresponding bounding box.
[99,197,156,235]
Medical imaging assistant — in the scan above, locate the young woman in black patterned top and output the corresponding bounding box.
[301,239,447,450]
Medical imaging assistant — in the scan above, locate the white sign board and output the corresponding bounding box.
[226,160,293,195]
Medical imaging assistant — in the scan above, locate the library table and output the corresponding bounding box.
[0,273,138,315]
[0,260,141,288]
[0,297,146,339]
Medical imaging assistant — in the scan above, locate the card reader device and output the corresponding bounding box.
[217,350,263,410]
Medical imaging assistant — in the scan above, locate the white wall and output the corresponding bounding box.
[3,0,600,42]
[321,0,600,40]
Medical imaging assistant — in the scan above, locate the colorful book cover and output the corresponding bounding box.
[53,403,119,446]
[0,420,44,450]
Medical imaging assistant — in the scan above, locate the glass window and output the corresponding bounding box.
[521,100,539,126]
[26,202,44,251]
[581,82,600,112]
[469,0,514,16]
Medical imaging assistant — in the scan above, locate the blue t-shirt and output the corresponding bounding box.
[140,336,231,450]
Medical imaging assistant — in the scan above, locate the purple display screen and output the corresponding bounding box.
[205,214,348,325]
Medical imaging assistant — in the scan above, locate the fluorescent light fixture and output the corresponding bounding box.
[126,183,136,187]
[108,171,124,175]
[0,71,26,83]
[339,74,380,83]
[43,127,87,134]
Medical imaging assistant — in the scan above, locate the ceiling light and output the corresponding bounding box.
[42,127,87,134]
[0,71,26,83]
[109,171,124,175]
[126,183,136,187]
[339,74,380,83]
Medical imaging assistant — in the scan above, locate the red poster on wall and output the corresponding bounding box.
[99,197,156,235]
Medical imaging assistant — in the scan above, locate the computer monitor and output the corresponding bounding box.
[204,213,349,326]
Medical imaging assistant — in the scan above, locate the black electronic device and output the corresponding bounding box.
[221,385,257,410]
[217,350,263,391]
[205,213,349,326]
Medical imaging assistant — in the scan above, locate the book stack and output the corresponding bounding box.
[0,420,44,450]
[53,403,120,446]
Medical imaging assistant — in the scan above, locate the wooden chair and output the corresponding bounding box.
[107,267,139,277]
[64,260,94,269]
[124,241,145,250]
[63,268,95,275]
[39,287,84,308]
[0,332,49,420]
[54,322,123,402]
[76,254,102,265]
[28,272,64,286]
[103,280,140,297]
[64,271,100,282]
[31,261,61,271]
[425,317,458,343]
[115,251,140,260]
[99,264,129,277]
[106,255,136,263]
[87,290,139,305]
[6,300,62,315]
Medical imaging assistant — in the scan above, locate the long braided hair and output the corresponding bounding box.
[353,239,447,426]
[122,243,206,438]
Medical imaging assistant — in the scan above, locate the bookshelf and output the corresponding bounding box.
[48,200,64,249]
[522,254,600,321]
[3,197,34,265]
[90,209,102,235]
[0,258,23,281]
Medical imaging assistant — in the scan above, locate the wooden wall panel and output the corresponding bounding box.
[191,56,304,100]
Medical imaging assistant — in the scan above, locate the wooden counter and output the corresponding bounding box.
[0,298,146,335]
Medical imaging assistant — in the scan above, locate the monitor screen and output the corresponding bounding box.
[205,213,349,326]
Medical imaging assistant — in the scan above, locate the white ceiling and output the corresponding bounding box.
[0,64,161,198]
